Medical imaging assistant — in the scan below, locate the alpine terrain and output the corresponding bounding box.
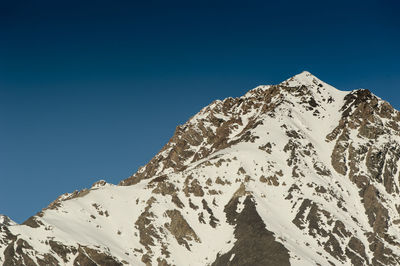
[2,71,400,266]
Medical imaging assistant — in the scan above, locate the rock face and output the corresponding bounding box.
[1,71,400,265]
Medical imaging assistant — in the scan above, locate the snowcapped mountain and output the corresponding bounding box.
[1,71,400,265]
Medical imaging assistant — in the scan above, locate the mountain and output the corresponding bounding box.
[1,71,400,265]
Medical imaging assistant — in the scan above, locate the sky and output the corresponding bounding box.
[1,0,399,223]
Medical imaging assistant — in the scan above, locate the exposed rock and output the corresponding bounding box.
[183,175,204,197]
[134,197,161,262]
[49,240,77,263]
[259,175,279,186]
[202,199,219,228]
[73,246,123,266]
[213,195,290,266]
[164,210,200,250]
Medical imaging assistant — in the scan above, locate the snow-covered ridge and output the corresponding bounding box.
[0,215,16,226]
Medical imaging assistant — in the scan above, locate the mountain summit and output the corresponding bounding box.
[284,70,327,86]
[1,72,400,265]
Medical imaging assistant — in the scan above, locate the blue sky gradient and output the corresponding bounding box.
[1,0,399,222]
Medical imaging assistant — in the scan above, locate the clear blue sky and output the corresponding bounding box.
[1,0,399,223]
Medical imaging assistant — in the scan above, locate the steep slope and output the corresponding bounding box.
[1,71,400,265]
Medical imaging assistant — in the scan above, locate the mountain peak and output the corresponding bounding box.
[246,71,346,100]
[278,71,348,101]
[282,70,324,87]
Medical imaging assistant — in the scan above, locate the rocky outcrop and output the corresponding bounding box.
[213,195,290,266]
[164,210,200,250]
